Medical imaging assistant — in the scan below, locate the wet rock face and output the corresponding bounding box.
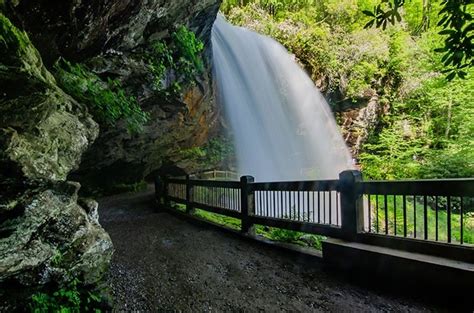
[0,0,222,295]
[4,0,222,65]
[0,13,98,181]
[0,14,113,290]
[337,96,385,158]
[4,0,222,188]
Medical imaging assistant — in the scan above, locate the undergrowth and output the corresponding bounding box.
[176,205,325,250]
[30,278,104,313]
[29,250,107,312]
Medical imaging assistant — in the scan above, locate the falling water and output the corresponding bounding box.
[212,15,353,182]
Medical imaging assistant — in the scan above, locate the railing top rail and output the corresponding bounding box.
[190,169,239,178]
[167,177,187,184]
[189,179,241,188]
[250,179,339,192]
[165,177,241,188]
[360,179,474,196]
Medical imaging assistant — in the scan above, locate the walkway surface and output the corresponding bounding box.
[99,187,445,312]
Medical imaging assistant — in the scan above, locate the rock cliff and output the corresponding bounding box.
[0,12,113,296]
[0,0,221,304]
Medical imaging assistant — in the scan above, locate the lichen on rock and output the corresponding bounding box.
[0,13,113,299]
[0,0,223,305]
[0,181,113,286]
[0,13,98,181]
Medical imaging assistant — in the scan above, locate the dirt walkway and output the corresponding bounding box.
[99,188,443,312]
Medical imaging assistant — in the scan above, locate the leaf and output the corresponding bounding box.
[364,19,375,28]
[362,10,375,17]
[439,29,456,35]
[396,11,402,22]
[446,71,456,81]
[438,15,449,26]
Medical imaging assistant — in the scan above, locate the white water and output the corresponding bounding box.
[212,15,353,182]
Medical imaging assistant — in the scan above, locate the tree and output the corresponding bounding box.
[363,0,473,80]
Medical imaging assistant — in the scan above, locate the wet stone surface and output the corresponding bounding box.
[99,188,445,312]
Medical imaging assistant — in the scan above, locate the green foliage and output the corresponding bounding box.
[30,278,103,313]
[368,195,474,244]
[146,26,204,95]
[0,13,28,57]
[363,0,474,80]
[224,4,395,98]
[173,26,205,73]
[256,226,325,250]
[180,137,235,168]
[29,250,106,312]
[222,1,473,180]
[105,180,148,196]
[360,68,474,180]
[187,207,325,250]
[54,60,149,134]
[203,137,235,165]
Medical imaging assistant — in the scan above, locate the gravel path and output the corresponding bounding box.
[98,187,445,312]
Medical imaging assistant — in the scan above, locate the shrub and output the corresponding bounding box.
[54,59,149,134]
[146,25,204,95]
[30,278,104,313]
[179,137,235,168]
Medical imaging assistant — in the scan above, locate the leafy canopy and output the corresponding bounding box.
[363,0,473,80]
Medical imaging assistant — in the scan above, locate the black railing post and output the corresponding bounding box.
[163,175,170,209]
[240,175,255,235]
[186,174,194,214]
[154,175,164,210]
[339,170,363,241]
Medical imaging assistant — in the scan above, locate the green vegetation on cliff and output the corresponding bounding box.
[54,60,150,134]
[0,13,29,59]
[180,136,235,169]
[147,25,205,95]
[221,0,474,179]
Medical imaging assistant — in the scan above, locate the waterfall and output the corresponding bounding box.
[212,15,353,182]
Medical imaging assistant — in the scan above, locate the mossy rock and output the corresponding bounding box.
[0,14,98,181]
[0,181,114,286]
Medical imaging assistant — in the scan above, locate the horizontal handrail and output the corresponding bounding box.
[167,178,186,184]
[189,179,241,188]
[156,171,474,262]
[360,179,474,196]
[251,179,339,191]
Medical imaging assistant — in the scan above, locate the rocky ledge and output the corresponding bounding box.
[0,0,222,306]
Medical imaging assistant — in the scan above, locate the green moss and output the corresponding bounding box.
[0,13,30,60]
[193,208,242,230]
[0,13,56,92]
[54,60,149,134]
[146,25,204,96]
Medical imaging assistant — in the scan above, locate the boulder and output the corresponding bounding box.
[0,13,113,291]
[0,181,113,286]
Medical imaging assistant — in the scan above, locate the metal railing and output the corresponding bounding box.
[361,179,473,245]
[190,169,239,181]
[156,171,474,262]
